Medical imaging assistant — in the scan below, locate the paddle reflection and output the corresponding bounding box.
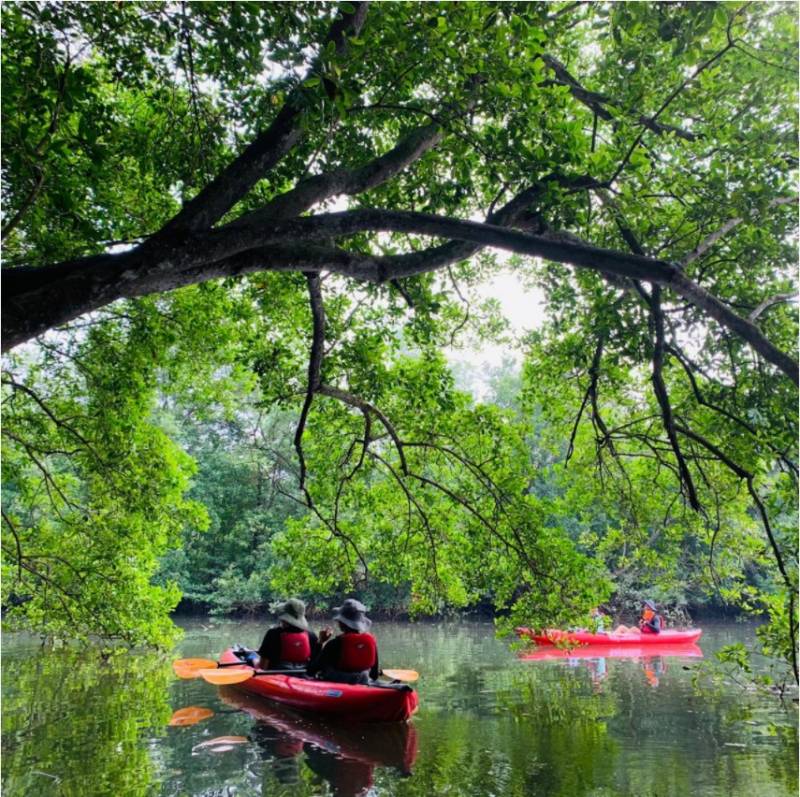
[219,686,418,797]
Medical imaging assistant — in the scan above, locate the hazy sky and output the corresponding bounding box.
[447,268,545,366]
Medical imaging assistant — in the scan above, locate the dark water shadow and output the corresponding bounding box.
[219,686,417,797]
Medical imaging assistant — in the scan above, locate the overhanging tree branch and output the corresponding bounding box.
[153,2,369,236]
[649,286,700,509]
[4,206,797,382]
[294,272,325,496]
[542,54,699,141]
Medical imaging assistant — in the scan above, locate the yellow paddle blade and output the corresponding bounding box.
[172,658,218,679]
[198,667,254,685]
[168,706,215,726]
[383,668,419,683]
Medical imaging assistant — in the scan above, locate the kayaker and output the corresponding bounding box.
[252,598,321,669]
[639,600,663,634]
[307,598,380,685]
[590,606,609,634]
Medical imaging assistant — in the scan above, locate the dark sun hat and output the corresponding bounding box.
[643,599,657,611]
[332,598,372,632]
[271,598,309,631]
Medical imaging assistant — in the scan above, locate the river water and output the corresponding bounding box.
[2,619,797,796]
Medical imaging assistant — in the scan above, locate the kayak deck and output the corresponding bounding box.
[515,627,703,646]
[218,648,418,723]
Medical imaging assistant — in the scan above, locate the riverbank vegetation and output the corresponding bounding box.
[2,2,796,678]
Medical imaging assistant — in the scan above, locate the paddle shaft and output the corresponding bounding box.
[215,663,416,680]
[198,665,418,686]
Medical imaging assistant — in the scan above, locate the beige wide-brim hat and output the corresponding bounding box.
[332,598,372,632]
[270,598,309,631]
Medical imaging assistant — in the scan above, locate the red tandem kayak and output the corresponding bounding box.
[218,648,419,723]
[515,627,702,646]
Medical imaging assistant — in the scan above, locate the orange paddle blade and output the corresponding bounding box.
[168,706,215,726]
[198,667,254,685]
[383,668,419,682]
[172,658,218,679]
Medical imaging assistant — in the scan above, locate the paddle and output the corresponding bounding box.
[381,668,419,683]
[198,667,419,686]
[173,658,262,679]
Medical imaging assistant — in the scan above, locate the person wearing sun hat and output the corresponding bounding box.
[639,599,663,634]
[252,598,321,669]
[307,598,380,684]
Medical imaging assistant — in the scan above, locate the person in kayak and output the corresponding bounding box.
[610,600,664,635]
[639,599,663,634]
[307,598,380,685]
[251,598,321,670]
[590,606,609,633]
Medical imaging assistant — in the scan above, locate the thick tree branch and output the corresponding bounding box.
[4,207,797,383]
[230,121,443,225]
[154,2,368,235]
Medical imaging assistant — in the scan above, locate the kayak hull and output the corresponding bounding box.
[218,648,418,723]
[515,627,702,646]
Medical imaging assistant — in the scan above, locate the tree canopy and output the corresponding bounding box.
[1,2,797,675]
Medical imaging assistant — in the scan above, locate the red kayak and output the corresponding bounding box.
[519,643,703,661]
[515,627,702,646]
[218,648,418,723]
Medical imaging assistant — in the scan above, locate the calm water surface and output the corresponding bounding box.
[2,619,797,796]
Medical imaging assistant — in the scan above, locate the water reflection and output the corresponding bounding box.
[520,644,703,689]
[1,622,797,797]
[220,687,417,797]
[1,640,171,796]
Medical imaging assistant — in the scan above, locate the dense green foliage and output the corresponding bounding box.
[1,1,796,677]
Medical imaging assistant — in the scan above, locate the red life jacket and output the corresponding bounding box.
[640,610,662,634]
[337,633,377,672]
[279,631,311,663]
